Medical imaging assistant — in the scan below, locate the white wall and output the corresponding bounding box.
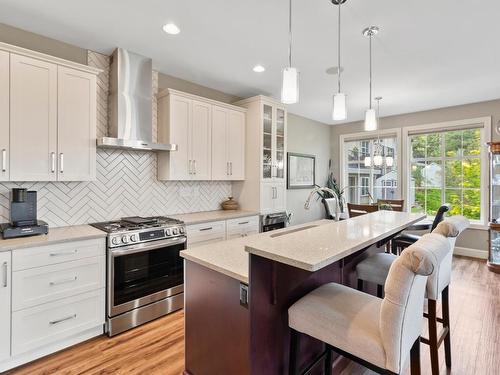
[286,114,332,225]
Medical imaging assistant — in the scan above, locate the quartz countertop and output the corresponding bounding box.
[0,224,106,251]
[245,211,426,271]
[180,220,332,283]
[171,210,260,225]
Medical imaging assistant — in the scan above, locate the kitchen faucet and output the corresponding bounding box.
[304,187,341,222]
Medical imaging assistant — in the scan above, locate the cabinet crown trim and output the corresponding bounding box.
[0,42,101,75]
[233,95,286,107]
[158,88,246,113]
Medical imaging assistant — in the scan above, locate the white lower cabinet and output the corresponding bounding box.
[186,216,260,246]
[226,216,260,240]
[0,238,105,371]
[0,251,11,362]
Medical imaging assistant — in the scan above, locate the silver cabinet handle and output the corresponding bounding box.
[49,314,76,325]
[238,221,250,225]
[193,160,196,175]
[49,276,77,286]
[51,152,56,173]
[199,227,213,232]
[226,161,229,176]
[230,161,233,176]
[60,153,64,173]
[1,149,6,172]
[2,262,7,288]
[49,250,77,257]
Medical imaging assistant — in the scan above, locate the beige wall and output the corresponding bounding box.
[330,99,500,254]
[287,114,332,225]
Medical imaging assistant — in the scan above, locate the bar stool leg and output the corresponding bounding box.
[427,299,440,375]
[442,286,452,368]
[357,279,363,291]
[410,338,421,375]
[324,345,332,375]
[289,329,301,375]
[377,284,383,298]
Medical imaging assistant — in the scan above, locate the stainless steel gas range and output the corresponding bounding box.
[91,216,186,336]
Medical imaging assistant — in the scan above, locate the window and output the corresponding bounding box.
[408,127,484,221]
[343,135,399,204]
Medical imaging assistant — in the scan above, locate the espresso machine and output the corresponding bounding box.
[0,188,48,239]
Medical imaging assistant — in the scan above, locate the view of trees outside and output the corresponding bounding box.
[409,128,482,220]
[345,137,397,204]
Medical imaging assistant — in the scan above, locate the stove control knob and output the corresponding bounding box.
[121,236,129,244]
[179,227,185,234]
[165,228,172,236]
[111,237,120,246]
[130,234,138,242]
[172,227,179,235]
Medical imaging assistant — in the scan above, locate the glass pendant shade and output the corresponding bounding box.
[332,93,347,121]
[364,156,371,167]
[373,154,383,166]
[281,67,299,104]
[385,156,394,167]
[364,108,378,131]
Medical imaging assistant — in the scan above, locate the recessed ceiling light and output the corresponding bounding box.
[163,23,180,35]
[253,65,265,73]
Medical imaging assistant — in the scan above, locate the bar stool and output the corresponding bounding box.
[355,216,469,375]
[288,233,451,375]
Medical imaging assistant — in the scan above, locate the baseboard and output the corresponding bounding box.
[454,246,488,260]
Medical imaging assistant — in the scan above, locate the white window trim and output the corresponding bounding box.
[339,128,402,202]
[402,116,491,229]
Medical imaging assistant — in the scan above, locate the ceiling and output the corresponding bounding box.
[1,0,499,125]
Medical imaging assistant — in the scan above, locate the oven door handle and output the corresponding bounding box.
[111,236,187,257]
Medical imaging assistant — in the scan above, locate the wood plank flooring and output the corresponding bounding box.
[6,256,500,375]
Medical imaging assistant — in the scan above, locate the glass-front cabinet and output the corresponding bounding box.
[261,103,287,181]
[488,142,500,273]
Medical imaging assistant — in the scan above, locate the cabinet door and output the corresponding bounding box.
[274,107,286,181]
[260,183,275,214]
[228,110,245,180]
[0,251,11,361]
[10,54,57,181]
[169,95,191,180]
[57,66,96,181]
[273,183,287,212]
[211,106,229,180]
[0,51,8,181]
[262,104,273,180]
[190,100,212,180]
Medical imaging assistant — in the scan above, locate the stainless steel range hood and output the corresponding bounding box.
[97,48,177,151]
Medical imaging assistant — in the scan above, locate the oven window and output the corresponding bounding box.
[113,242,184,306]
[262,222,285,232]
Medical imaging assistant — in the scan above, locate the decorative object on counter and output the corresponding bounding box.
[325,162,346,212]
[221,196,239,210]
[0,188,48,239]
[287,153,315,189]
[305,186,341,222]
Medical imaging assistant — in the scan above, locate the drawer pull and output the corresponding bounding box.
[2,262,7,287]
[1,149,6,172]
[49,250,78,257]
[199,227,213,232]
[49,276,78,286]
[238,221,249,225]
[49,314,77,325]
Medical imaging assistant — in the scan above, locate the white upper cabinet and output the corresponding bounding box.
[0,251,11,362]
[211,106,245,181]
[57,66,96,181]
[1,43,99,182]
[10,53,58,181]
[158,89,245,181]
[0,51,9,181]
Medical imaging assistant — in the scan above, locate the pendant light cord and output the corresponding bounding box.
[337,1,341,93]
[369,33,372,110]
[288,0,292,67]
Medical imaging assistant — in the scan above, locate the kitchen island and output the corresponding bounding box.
[181,211,425,375]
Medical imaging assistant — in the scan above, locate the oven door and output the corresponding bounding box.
[108,236,186,317]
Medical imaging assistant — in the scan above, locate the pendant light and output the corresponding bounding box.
[281,0,299,104]
[331,0,347,121]
[363,26,379,131]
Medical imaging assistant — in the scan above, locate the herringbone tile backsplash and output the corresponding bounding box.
[0,51,231,227]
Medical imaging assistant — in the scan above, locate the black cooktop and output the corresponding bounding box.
[90,216,183,233]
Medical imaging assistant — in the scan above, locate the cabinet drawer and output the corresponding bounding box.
[187,220,226,246]
[12,256,105,311]
[226,216,259,232]
[13,238,105,271]
[12,289,104,356]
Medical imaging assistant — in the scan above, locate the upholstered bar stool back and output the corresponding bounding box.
[288,233,450,375]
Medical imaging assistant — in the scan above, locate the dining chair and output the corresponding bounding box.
[347,203,378,217]
[378,199,404,212]
[288,232,451,375]
[391,204,450,254]
[355,216,469,375]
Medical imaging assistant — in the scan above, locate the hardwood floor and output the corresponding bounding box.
[6,256,500,375]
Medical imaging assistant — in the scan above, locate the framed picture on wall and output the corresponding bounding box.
[287,153,316,189]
